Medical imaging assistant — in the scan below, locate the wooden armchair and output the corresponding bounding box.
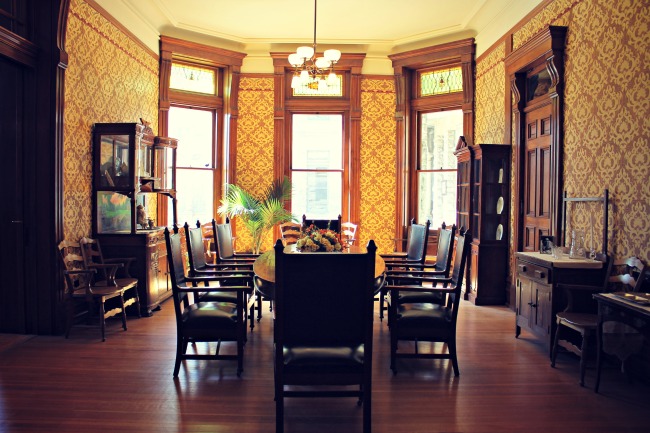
[279,221,302,246]
[341,221,358,246]
[385,229,471,376]
[185,221,256,332]
[79,237,141,317]
[301,214,342,234]
[58,240,128,341]
[165,227,252,377]
[388,223,457,311]
[273,239,377,433]
[378,219,431,320]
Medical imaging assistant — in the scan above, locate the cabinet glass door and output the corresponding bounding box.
[99,134,131,188]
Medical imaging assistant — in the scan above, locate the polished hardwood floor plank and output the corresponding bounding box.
[1,300,648,432]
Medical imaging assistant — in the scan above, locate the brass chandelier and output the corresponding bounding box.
[288,0,341,90]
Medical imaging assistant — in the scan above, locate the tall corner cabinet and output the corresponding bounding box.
[455,142,511,305]
[453,138,474,298]
[468,144,511,305]
[91,122,178,316]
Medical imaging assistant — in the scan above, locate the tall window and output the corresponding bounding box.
[168,106,216,224]
[417,110,462,226]
[290,114,343,219]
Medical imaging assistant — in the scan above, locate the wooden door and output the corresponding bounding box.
[522,103,552,251]
[0,56,27,332]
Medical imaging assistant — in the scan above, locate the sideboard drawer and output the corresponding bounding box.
[516,261,551,284]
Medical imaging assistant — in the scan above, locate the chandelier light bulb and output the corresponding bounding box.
[315,57,329,69]
[296,46,314,60]
[291,74,301,89]
[327,71,337,85]
[288,53,302,67]
[324,49,341,62]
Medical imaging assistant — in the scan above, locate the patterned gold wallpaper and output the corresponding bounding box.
[475,0,650,274]
[232,76,397,254]
[360,78,397,254]
[63,0,159,241]
[235,76,276,252]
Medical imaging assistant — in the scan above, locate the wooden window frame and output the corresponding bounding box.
[389,39,476,252]
[158,36,245,226]
[271,52,365,239]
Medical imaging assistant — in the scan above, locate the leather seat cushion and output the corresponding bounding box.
[198,290,238,303]
[398,290,444,304]
[282,344,364,374]
[181,302,238,337]
[395,304,452,339]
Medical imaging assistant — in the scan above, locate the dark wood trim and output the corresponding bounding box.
[390,39,475,250]
[83,0,158,60]
[505,26,567,257]
[160,36,245,67]
[0,26,38,67]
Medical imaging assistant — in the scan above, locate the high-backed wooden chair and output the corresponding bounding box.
[185,221,256,331]
[341,221,358,246]
[550,253,613,387]
[388,223,457,310]
[386,229,471,376]
[378,219,431,320]
[279,221,302,246]
[58,240,128,341]
[165,227,251,377]
[79,237,141,317]
[274,239,377,433]
[551,255,647,388]
[301,214,342,234]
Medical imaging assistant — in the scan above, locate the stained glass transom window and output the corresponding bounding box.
[292,75,343,97]
[170,63,216,95]
[420,67,463,96]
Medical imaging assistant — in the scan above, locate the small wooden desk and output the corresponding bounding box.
[593,292,650,392]
[253,245,385,283]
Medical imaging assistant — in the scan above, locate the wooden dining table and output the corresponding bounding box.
[253,244,386,283]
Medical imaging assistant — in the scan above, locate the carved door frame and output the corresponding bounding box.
[505,26,567,255]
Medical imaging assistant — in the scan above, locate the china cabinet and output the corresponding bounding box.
[453,137,473,297]
[467,144,510,305]
[91,121,178,316]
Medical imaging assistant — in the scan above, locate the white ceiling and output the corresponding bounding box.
[95,0,543,72]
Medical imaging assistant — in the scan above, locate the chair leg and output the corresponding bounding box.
[551,318,562,368]
[98,300,106,342]
[595,321,603,393]
[173,335,185,378]
[132,286,142,318]
[390,330,398,375]
[379,288,386,321]
[579,330,591,387]
[119,294,128,331]
[449,338,460,377]
[276,391,284,433]
[256,293,263,322]
[363,383,371,433]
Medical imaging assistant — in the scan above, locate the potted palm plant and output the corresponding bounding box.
[218,176,296,254]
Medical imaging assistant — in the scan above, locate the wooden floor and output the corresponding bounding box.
[1,299,648,433]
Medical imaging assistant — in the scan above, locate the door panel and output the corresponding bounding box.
[523,103,552,251]
[0,55,26,332]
